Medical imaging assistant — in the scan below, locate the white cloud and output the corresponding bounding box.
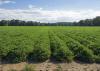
[0,5,100,22]
[0,0,15,5]
[28,4,43,11]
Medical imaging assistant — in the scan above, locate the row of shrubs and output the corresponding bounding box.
[55,31,100,63]
[0,31,74,63]
[71,32,100,58]
[0,30,100,63]
[0,31,51,63]
[49,31,74,62]
[64,31,100,63]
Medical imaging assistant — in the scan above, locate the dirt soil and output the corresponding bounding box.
[0,61,100,71]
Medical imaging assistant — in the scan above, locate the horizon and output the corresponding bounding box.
[0,0,100,22]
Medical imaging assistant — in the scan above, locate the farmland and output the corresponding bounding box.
[0,26,100,63]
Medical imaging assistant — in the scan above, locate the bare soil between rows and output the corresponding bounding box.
[0,60,100,71]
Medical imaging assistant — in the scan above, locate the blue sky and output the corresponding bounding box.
[1,0,100,10]
[0,0,100,22]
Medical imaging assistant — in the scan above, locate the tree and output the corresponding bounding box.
[93,16,100,26]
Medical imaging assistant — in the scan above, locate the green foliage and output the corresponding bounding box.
[49,32,74,62]
[22,65,34,71]
[0,26,100,63]
[28,47,50,62]
[28,32,51,62]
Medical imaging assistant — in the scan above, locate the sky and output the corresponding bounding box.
[0,0,100,22]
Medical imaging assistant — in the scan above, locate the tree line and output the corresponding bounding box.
[0,16,100,26]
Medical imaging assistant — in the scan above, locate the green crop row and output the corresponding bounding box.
[0,26,100,63]
[54,31,95,63]
[49,31,74,62]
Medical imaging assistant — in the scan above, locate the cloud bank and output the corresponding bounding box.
[0,0,15,5]
[0,5,100,22]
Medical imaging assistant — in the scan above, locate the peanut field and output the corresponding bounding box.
[0,26,100,63]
